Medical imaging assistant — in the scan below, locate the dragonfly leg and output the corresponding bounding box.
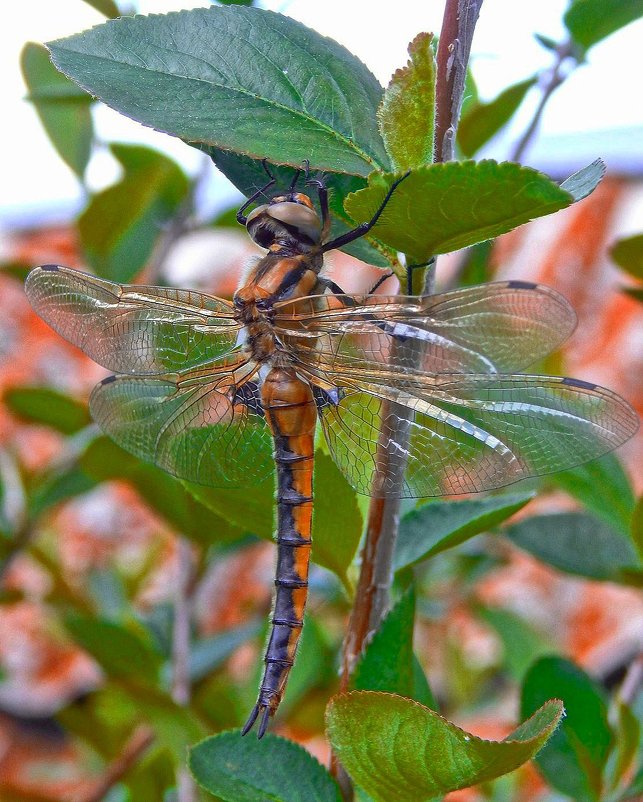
[320,170,411,253]
[236,159,276,226]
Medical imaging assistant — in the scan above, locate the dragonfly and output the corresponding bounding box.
[25,164,638,738]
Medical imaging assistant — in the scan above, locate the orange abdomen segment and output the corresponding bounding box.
[242,368,316,737]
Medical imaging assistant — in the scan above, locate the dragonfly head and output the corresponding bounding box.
[246,193,322,250]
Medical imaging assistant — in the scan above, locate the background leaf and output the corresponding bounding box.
[4,386,90,434]
[378,32,436,170]
[344,161,574,261]
[48,7,390,175]
[457,76,537,158]
[21,42,93,178]
[326,692,563,802]
[189,731,342,802]
[549,453,636,536]
[504,512,641,583]
[78,143,189,282]
[564,0,643,53]
[521,656,613,802]
[394,492,534,572]
[610,232,643,280]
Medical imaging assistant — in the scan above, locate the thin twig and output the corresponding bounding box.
[332,3,485,799]
[172,537,197,802]
[435,0,485,164]
[77,726,155,802]
[510,41,575,163]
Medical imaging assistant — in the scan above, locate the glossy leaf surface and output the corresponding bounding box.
[344,161,574,261]
[48,7,390,175]
[326,692,563,802]
[189,731,342,802]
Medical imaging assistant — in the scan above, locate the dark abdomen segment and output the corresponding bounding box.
[242,367,316,738]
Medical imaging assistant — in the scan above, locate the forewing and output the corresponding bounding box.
[312,372,638,498]
[274,281,576,376]
[89,360,273,488]
[25,265,240,374]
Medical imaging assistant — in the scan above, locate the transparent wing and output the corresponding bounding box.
[89,356,274,488]
[310,371,638,498]
[25,265,241,374]
[274,281,576,375]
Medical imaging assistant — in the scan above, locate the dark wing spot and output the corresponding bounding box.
[562,377,597,390]
[506,279,537,289]
[233,381,265,417]
[40,264,60,272]
[313,386,342,409]
[100,375,117,385]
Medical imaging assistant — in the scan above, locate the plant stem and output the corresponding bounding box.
[435,0,485,163]
[510,41,575,163]
[172,537,197,802]
[332,3,484,798]
[77,726,155,802]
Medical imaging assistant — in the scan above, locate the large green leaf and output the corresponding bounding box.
[204,148,395,266]
[326,692,563,802]
[564,0,643,53]
[394,492,534,572]
[21,42,93,178]
[610,233,643,280]
[189,731,342,802]
[65,614,163,682]
[78,143,189,282]
[458,76,537,158]
[521,656,613,802]
[504,512,641,584]
[48,7,390,175]
[344,161,575,261]
[378,33,436,171]
[80,437,244,546]
[4,386,90,434]
[549,453,636,536]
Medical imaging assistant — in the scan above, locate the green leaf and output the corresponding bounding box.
[458,76,537,158]
[564,0,643,53]
[48,7,390,176]
[29,466,97,519]
[505,512,641,584]
[521,656,613,802]
[312,450,362,587]
[633,495,643,557]
[21,42,93,178]
[326,692,563,802]
[189,621,262,683]
[82,0,121,17]
[394,492,534,572]
[205,148,396,267]
[534,33,559,52]
[65,614,163,682]
[605,701,640,794]
[559,158,606,201]
[610,233,643,280]
[186,448,363,586]
[378,33,436,170]
[0,261,32,283]
[4,386,90,434]
[130,685,205,764]
[189,731,342,802]
[476,605,552,681]
[80,437,243,546]
[623,286,643,303]
[354,587,419,699]
[78,143,189,282]
[549,453,636,536]
[344,161,574,262]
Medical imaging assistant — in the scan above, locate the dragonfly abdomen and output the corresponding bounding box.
[242,367,316,737]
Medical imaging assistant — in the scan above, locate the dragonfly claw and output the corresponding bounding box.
[241,703,272,739]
